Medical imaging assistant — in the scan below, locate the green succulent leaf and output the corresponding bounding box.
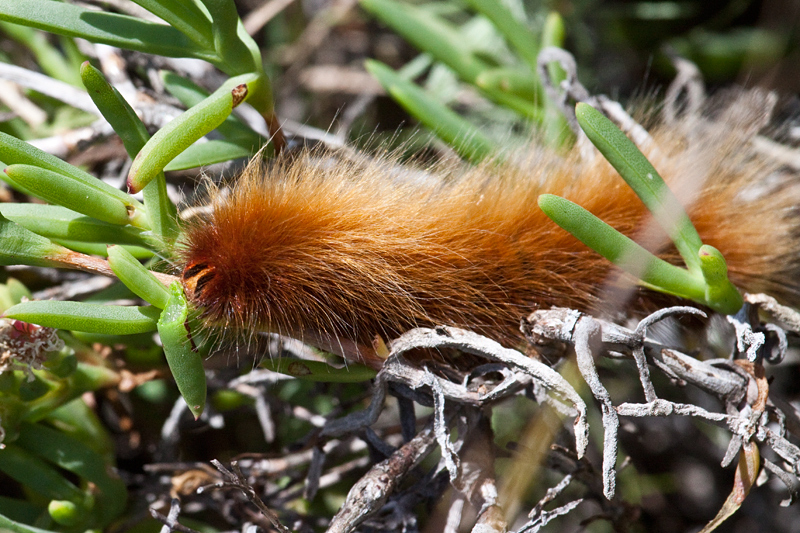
[17,423,126,526]
[127,72,257,193]
[161,71,264,143]
[160,71,264,170]
[537,194,706,302]
[52,240,153,260]
[80,62,180,244]
[0,213,83,269]
[202,0,258,75]
[107,246,171,309]
[2,165,145,228]
[564,103,743,314]
[80,62,149,157]
[128,0,213,50]
[3,301,161,335]
[0,203,153,248]
[0,132,142,210]
[698,245,743,315]
[158,282,207,419]
[164,140,255,171]
[538,191,744,313]
[141,172,181,249]
[575,102,704,274]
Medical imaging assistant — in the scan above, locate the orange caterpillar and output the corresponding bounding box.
[178,91,800,368]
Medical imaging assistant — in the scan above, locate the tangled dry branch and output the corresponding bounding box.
[148,293,800,532]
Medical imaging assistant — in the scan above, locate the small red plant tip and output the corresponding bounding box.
[231,84,248,107]
[126,162,140,194]
[10,320,38,338]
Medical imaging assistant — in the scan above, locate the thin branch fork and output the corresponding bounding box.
[150,499,202,533]
[523,304,800,501]
[199,460,292,533]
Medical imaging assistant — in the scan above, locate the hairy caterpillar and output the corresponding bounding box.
[178,90,800,368]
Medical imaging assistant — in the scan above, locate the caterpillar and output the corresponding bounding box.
[178,89,800,368]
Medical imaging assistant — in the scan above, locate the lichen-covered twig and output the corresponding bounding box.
[149,499,201,533]
[573,317,619,499]
[327,424,438,533]
[517,474,583,533]
[523,304,800,510]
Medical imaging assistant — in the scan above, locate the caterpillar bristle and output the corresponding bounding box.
[178,89,800,367]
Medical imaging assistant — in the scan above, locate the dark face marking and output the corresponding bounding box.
[182,261,216,301]
[183,262,209,280]
[193,271,217,297]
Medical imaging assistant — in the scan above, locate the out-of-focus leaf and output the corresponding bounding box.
[164,140,256,171]
[0,21,83,86]
[475,68,540,101]
[540,11,572,148]
[461,0,540,70]
[0,445,90,520]
[361,0,541,120]
[17,423,126,526]
[698,442,760,533]
[366,60,499,164]
[128,0,213,49]
[0,509,61,533]
[0,0,216,61]
[261,358,378,382]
